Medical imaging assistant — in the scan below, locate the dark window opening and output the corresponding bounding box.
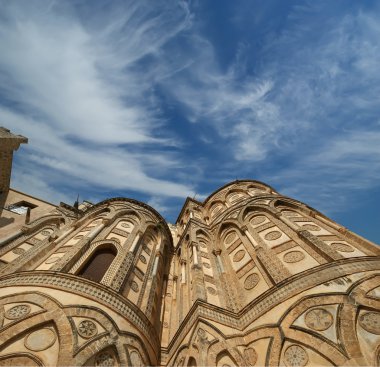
[78,247,117,283]
[6,201,37,215]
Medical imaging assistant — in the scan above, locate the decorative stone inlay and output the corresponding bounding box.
[41,230,51,236]
[25,328,56,351]
[282,210,300,217]
[302,224,321,231]
[244,274,260,290]
[283,251,305,263]
[12,247,25,255]
[207,287,217,295]
[359,312,380,334]
[330,242,355,253]
[305,308,333,331]
[250,216,266,225]
[78,320,98,339]
[264,231,282,241]
[5,304,31,320]
[0,272,160,350]
[130,281,139,292]
[244,347,258,366]
[95,352,115,366]
[284,345,309,367]
[45,256,60,264]
[225,232,237,245]
[197,328,206,338]
[203,263,211,269]
[233,250,246,262]
[139,255,147,264]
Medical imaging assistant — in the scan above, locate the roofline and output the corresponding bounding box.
[175,179,278,224]
[8,188,58,207]
[175,197,202,224]
[202,179,277,205]
[85,197,173,248]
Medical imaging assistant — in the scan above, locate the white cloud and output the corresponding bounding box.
[0,0,195,203]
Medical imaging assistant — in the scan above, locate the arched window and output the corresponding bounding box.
[78,246,117,282]
[188,357,197,367]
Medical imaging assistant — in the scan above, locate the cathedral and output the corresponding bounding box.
[0,127,380,367]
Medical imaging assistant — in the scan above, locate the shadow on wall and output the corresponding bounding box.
[0,216,15,228]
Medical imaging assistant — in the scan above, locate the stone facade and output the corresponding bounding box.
[0,130,380,366]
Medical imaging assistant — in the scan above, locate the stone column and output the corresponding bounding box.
[191,242,207,302]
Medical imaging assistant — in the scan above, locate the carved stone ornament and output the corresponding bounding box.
[203,262,211,269]
[283,251,305,263]
[41,230,52,236]
[244,347,258,366]
[225,232,237,245]
[130,281,139,292]
[77,320,98,339]
[264,231,282,241]
[207,287,217,295]
[244,273,260,290]
[95,352,115,366]
[5,304,31,320]
[121,222,131,228]
[197,328,206,338]
[305,308,333,331]
[139,255,147,264]
[250,216,266,225]
[330,242,355,253]
[359,312,380,334]
[282,210,300,217]
[233,250,246,262]
[45,256,60,264]
[24,328,56,351]
[301,224,321,231]
[12,247,25,255]
[284,345,309,367]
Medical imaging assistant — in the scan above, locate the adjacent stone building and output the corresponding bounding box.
[0,128,379,366]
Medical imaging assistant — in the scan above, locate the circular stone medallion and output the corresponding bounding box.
[207,287,217,295]
[25,328,56,351]
[283,251,305,263]
[233,250,246,262]
[305,308,333,331]
[78,320,98,339]
[5,304,31,320]
[264,231,282,241]
[244,273,260,290]
[359,312,380,334]
[330,242,355,253]
[302,224,321,231]
[12,247,25,255]
[284,345,309,367]
[95,352,115,366]
[250,216,266,225]
[130,281,139,292]
[244,347,258,366]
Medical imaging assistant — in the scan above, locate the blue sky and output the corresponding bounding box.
[1,0,379,243]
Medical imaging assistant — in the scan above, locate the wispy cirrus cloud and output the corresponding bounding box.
[0,0,195,205]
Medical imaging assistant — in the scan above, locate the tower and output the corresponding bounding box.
[0,128,379,366]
